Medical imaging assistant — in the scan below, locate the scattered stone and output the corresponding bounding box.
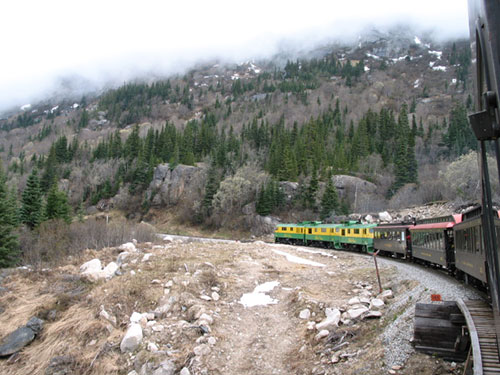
[99,307,117,326]
[116,252,130,266]
[207,337,217,346]
[130,312,145,324]
[316,308,341,330]
[151,279,161,285]
[193,344,211,356]
[120,323,143,352]
[392,365,402,370]
[359,296,371,305]
[348,297,360,305]
[315,330,329,341]
[299,309,311,320]
[370,298,385,309]
[198,313,214,325]
[45,355,75,375]
[145,313,155,321]
[379,211,392,222]
[119,242,137,252]
[378,289,394,301]
[307,321,316,330]
[0,316,44,356]
[347,306,369,320]
[200,295,212,301]
[211,291,220,301]
[102,262,119,279]
[142,253,153,262]
[331,355,340,364]
[148,342,159,352]
[128,371,138,375]
[152,360,176,375]
[152,324,164,332]
[364,310,382,319]
[165,280,173,287]
[180,368,191,375]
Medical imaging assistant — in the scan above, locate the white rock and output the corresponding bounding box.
[148,342,159,352]
[146,313,155,321]
[207,337,217,346]
[99,307,116,326]
[142,253,153,262]
[152,360,175,375]
[211,291,220,301]
[102,262,118,279]
[315,330,329,341]
[200,295,212,301]
[151,279,161,284]
[193,344,211,356]
[299,309,311,320]
[306,321,316,330]
[130,270,136,276]
[130,312,144,324]
[348,297,360,305]
[128,371,138,375]
[132,239,138,245]
[116,252,130,266]
[316,308,341,330]
[165,280,174,287]
[180,368,191,375]
[119,242,137,252]
[359,296,371,305]
[198,313,213,325]
[364,310,382,319]
[370,298,385,309]
[379,289,394,300]
[347,306,369,320]
[80,258,102,273]
[379,211,392,222]
[152,324,164,332]
[120,323,143,352]
[364,214,374,223]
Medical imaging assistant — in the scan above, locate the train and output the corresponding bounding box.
[274,207,500,287]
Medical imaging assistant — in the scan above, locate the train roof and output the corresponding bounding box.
[409,214,462,230]
[374,223,414,230]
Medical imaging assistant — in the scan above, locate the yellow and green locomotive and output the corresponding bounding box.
[274,220,376,252]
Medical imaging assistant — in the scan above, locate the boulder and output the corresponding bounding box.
[193,344,211,356]
[116,252,130,266]
[120,323,143,352]
[80,259,102,274]
[348,297,360,305]
[180,368,191,375]
[316,308,341,331]
[152,360,176,375]
[364,311,382,319]
[102,262,119,279]
[347,306,369,320]
[378,289,394,301]
[45,355,75,375]
[370,298,385,310]
[0,317,44,356]
[299,309,311,320]
[378,211,392,222]
[315,330,329,341]
[119,242,137,252]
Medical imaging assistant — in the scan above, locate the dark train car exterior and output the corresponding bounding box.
[373,223,414,258]
[410,215,462,269]
[454,207,500,284]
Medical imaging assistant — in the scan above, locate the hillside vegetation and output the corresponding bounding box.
[0,29,488,267]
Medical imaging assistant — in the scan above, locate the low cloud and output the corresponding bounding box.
[0,0,469,112]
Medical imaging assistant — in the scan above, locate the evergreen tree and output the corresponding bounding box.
[0,165,19,267]
[320,176,339,220]
[44,185,71,223]
[202,163,219,216]
[20,169,43,229]
[256,184,272,216]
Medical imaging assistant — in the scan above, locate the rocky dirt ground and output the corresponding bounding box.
[0,236,480,375]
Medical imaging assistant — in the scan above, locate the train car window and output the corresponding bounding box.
[354,229,359,235]
[370,229,374,233]
[321,228,326,233]
[475,226,481,253]
[401,232,405,241]
[342,229,345,236]
[308,229,312,234]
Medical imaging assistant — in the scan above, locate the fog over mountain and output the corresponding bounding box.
[0,0,468,113]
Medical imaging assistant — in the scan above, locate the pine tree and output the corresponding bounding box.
[202,163,219,216]
[0,165,19,267]
[44,185,71,223]
[320,175,339,220]
[256,184,272,216]
[20,169,43,229]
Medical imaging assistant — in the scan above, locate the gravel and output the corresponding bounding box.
[377,258,481,369]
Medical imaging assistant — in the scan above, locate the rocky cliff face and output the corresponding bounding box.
[147,164,205,207]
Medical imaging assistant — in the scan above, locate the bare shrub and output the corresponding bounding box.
[19,218,157,267]
[388,184,421,209]
[439,151,499,202]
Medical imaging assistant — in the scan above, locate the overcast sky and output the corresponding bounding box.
[0,0,469,112]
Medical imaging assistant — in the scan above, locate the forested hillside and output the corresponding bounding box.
[0,30,485,267]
